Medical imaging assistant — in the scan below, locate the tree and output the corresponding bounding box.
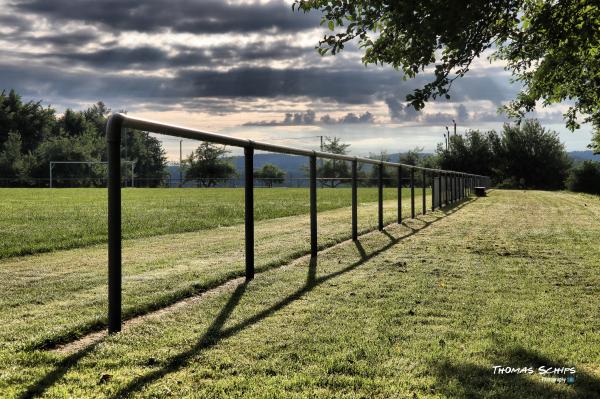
[492,120,571,189]
[592,131,600,155]
[399,147,425,167]
[437,130,497,178]
[398,147,425,186]
[566,161,600,195]
[0,132,33,185]
[122,130,168,187]
[318,136,352,188]
[254,163,286,187]
[184,142,237,187]
[83,102,111,134]
[294,1,600,141]
[368,151,395,187]
[31,131,105,187]
[0,89,56,152]
[0,90,168,187]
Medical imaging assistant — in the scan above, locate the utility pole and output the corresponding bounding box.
[453,119,457,136]
[179,139,183,188]
[445,126,450,150]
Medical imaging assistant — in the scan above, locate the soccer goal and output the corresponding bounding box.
[49,161,136,188]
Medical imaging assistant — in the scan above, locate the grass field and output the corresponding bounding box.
[0,187,424,259]
[1,190,599,398]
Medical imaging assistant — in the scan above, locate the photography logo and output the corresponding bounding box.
[492,366,576,385]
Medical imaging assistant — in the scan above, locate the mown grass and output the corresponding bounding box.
[0,193,422,351]
[1,190,599,398]
[0,187,422,259]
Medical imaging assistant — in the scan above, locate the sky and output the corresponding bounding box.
[0,0,593,161]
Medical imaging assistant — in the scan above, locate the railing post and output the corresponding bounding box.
[450,173,456,202]
[444,174,448,206]
[310,154,317,257]
[438,172,443,209]
[244,146,254,280]
[410,168,415,219]
[351,159,358,241]
[431,170,435,211]
[378,163,383,231]
[397,165,402,223]
[450,174,453,203]
[422,169,426,215]
[456,174,459,200]
[107,115,123,334]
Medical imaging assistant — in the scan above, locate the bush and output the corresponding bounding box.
[567,161,600,195]
[492,121,571,190]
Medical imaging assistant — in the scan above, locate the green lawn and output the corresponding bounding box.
[0,193,421,352]
[1,190,598,398]
[0,187,426,259]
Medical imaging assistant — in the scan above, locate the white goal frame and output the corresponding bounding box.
[49,161,136,188]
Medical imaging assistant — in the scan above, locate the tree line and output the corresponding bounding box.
[0,89,167,187]
[184,120,599,194]
[2,89,598,193]
[436,120,599,194]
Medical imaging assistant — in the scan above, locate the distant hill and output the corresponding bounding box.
[165,151,433,187]
[568,150,600,161]
[165,150,597,187]
[165,153,309,187]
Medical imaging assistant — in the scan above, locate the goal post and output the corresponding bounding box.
[49,160,136,188]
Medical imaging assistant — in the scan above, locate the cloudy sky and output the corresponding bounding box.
[0,0,593,160]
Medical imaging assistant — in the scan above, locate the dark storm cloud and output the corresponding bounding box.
[450,69,517,105]
[1,0,521,115]
[384,97,420,121]
[0,13,29,30]
[38,42,314,70]
[21,31,102,49]
[42,46,171,69]
[0,62,188,108]
[15,0,321,34]
[179,67,409,104]
[244,110,375,126]
[0,53,523,116]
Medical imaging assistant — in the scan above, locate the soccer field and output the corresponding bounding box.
[0,187,427,259]
[1,190,598,398]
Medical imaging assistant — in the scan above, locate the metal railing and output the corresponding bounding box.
[106,113,490,333]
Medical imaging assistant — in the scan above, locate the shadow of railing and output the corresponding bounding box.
[19,197,476,398]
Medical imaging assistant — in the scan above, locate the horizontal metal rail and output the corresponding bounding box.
[108,113,487,177]
[105,113,490,334]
